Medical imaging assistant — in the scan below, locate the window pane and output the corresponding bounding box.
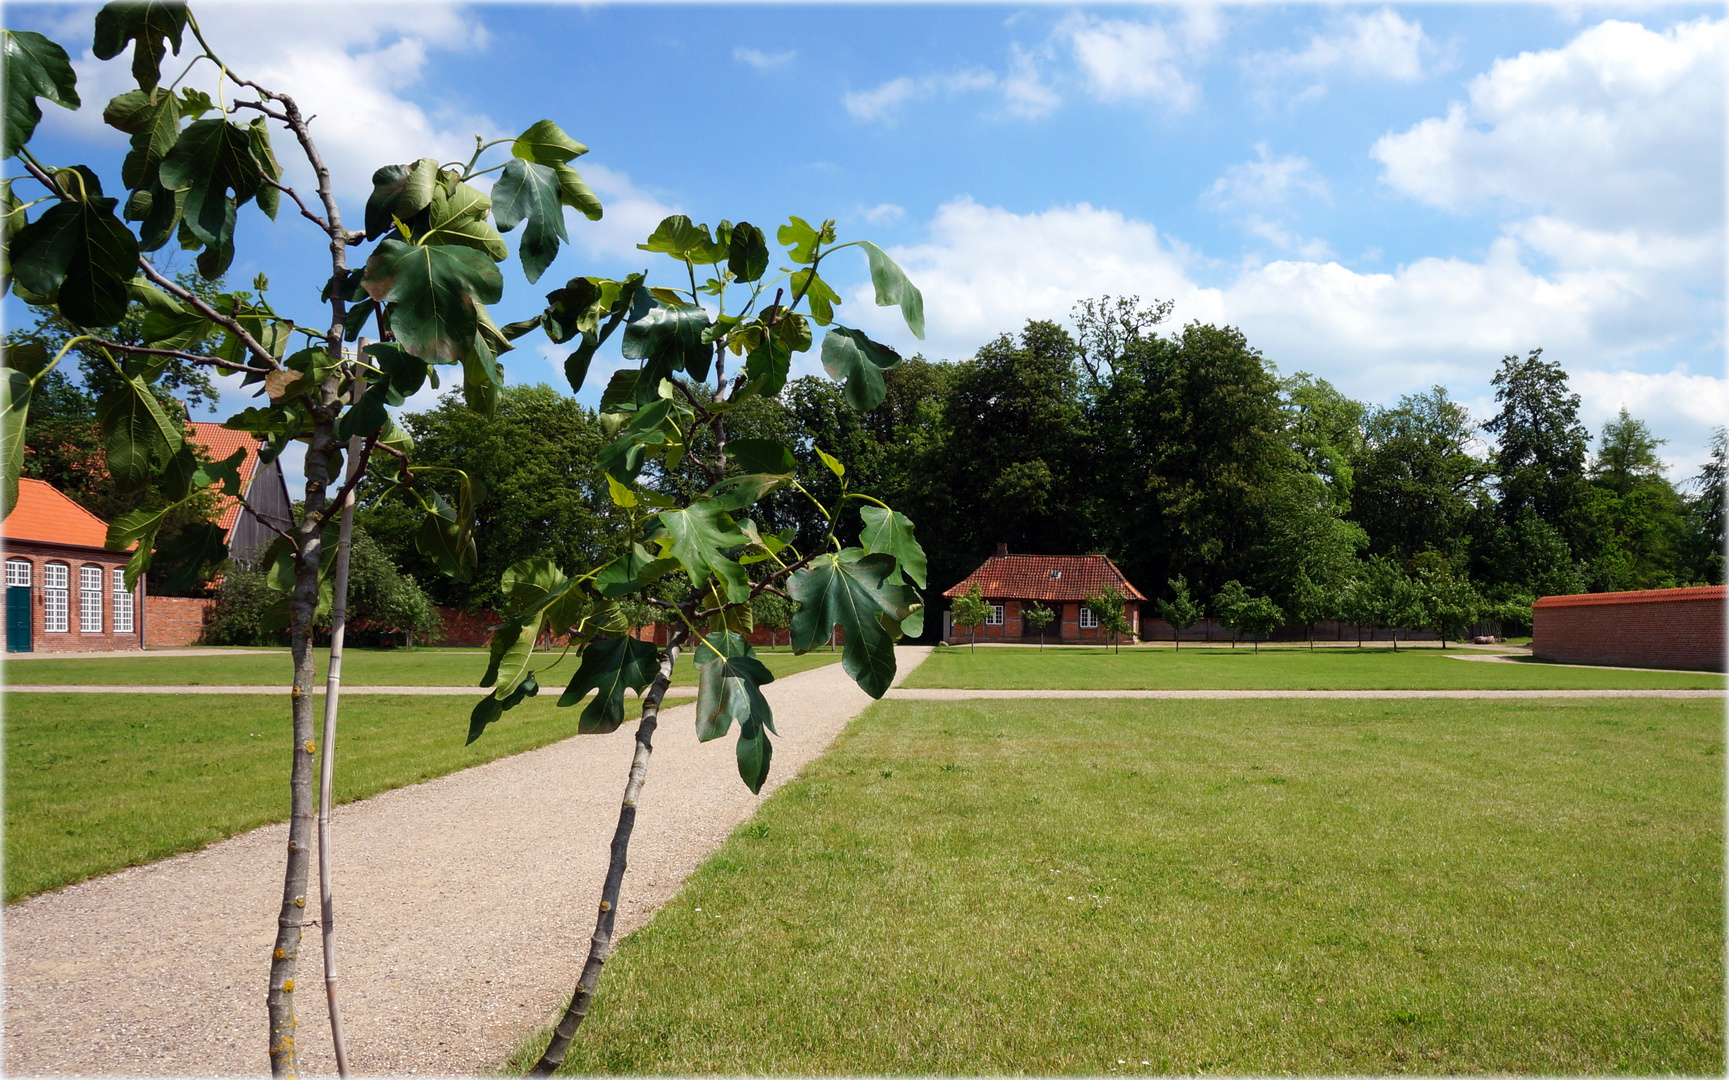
[5,559,31,587]
[44,563,69,632]
[80,565,103,633]
[112,568,134,634]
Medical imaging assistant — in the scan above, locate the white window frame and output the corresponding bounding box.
[79,564,104,633]
[5,558,31,587]
[112,567,134,634]
[985,603,1005,626]
[1079,606,1099,629]
[43,562,69,633]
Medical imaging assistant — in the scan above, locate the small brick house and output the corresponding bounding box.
[1533,585,1725,672]
[941,544,1146,644]
[2,479,142,653]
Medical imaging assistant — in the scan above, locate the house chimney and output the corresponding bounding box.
[995,542,1009,558]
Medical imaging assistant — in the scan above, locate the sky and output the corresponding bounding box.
[7,1,1726,482]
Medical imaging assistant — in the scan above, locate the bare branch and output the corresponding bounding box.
[137,261,281,370]
[86,338,271,376]
[310,434,379,530]
[262,175,328,231]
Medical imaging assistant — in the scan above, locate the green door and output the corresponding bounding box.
[6,586,32,652]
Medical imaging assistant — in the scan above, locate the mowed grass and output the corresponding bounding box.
[903,645,1726,690]
[5,645,838,687]
[513,698,1724,1075]
[3,691,690,903]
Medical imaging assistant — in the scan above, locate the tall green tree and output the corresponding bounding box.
[1583,409,1688,591]
[1684,428,1726,585]
[1351,386,1488,565]
[360,384,613,611]
[1485,349,1596,565]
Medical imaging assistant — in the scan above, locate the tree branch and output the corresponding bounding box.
[310,434,379,530]
[87,338,271,376]
[136,260,281,369]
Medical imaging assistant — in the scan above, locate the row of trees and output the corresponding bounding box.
[346,304,1723,636]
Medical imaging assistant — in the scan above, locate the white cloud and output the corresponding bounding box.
[44,3,496,211]
[734,47,794,71]
[1241,216,1333,261]
[1207,144,1330,208]
[566,164,679,261]
[1058,11,1221,109]
[1273,8,1430,82]
[863,203,905,226]
[843,69,1026,124]
[1372,16,1725,234]
[1000,44,1061,120]
[841,197,1723,465]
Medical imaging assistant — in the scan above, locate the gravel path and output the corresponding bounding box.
[3,647,930,1077]
[9,685,506,695]
[887,688,1723,699]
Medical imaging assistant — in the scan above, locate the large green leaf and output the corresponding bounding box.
[789,268,840,325]
[856,240,925,339]
[726,437,797,475]
[96,373,184,491]
[777,216,821,264]
[552,163,602,222]
[491,158,566,284]
[512,119,587,165]
[91,1,187,91]
[1,364,34,516]
[657,499,750,603]
[821,326,903,412]
[361,238,504,363]
[421,177,507,259]
[106,500,176,590]
[622,296,711,378]
[247,118,281,219]
[364,159,439,241]
[467,671,538,745]
[857,505,928,589]
[4,30,78,159]
[637,215,710,259]
[151,521,227,594]
[594,543,677,599]
[727,221,768,283]
[694,631,778,793]
[9,195,139,327]
[558,635,661,734]
[338,342,429,440]
[707,473,785,512]
[788,549,916,698]
[104,88,179,191]
[158,119,262,255]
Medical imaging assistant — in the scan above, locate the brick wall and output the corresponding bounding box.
[1533,586,1725,672]
[144,596,214,647]
[3,542,142,652]
[425,607,499,647]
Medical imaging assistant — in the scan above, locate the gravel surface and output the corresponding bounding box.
[8,685,503,695]
[887,688,1723,699]
[3,647,931,1077]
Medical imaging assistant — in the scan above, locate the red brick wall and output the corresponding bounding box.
[144,596,214,647]
[629,623,831,649]
[3,542,142,652]
[1533,586,1725,672]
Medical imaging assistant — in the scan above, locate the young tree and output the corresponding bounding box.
[1155,575,1201,651]
[1084,585,1131,653]
[1360,558,1419,651]
[1212,579,1251,647]
[1021,600,1054,650]
[1235,594,1285,654]
[1286,571,1327,650]
[1415,567,1484,649]
[952,582,988,653]
[751,591,793,649]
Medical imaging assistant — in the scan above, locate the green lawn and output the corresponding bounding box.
[5,645,838,687]
[903,645,1726,690]
[512,697,1724,1075]
[3,691,690,903]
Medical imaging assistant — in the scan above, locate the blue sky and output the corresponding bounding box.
[9,1,1726,478]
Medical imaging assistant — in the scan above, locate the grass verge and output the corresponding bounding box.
[6,645,838,687]
[508,697,1723,1075]
[903,645,1725,690]
[4,691,691,903]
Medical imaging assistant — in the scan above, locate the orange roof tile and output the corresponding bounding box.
[1534,585,1725,608]
[186,422,261,533]
[1,478,128,549]
[943,551,1147,602]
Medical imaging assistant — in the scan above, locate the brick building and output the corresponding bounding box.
[3,479,142,652]
[1533,585,1725,672]
[942,545,1146,644]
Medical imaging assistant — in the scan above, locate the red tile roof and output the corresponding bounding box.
[1,478,128,549]
[186,422,262,533]
[1533,585,1725,609]
[943,552,1146,602]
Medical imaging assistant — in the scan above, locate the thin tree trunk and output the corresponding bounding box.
[530,636,686,1076]
[270,424,336,1077]
[316,435,362,1077]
